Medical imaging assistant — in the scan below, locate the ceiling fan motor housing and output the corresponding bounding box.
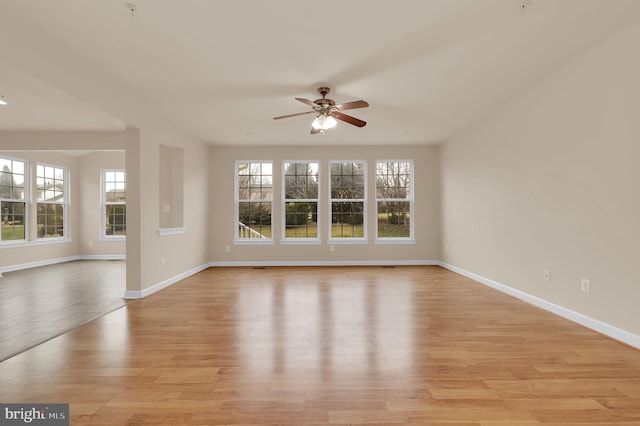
[314,87,335,108]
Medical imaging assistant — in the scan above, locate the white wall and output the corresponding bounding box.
[441,20,640,335]
[209,145,441,264]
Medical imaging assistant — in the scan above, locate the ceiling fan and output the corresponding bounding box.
[273,87,369,134]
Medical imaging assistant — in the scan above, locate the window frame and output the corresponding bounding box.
[0,155,28,244]
[36,162,68,240]
[328,160,368,244]
[281,160,321,245]
[375,159,415,244]
[101,169,126,240]
[234,160,274,245]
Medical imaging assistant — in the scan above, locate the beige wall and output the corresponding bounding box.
[124,125,210,295]
[77,150,126,257]
[441,20,640,334]
[209,145,441,264]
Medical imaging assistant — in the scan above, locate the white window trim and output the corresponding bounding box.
[99,235,127,241]
[234,238,275,246]
[281,160,321,243]
[101,169,126,239]
[328,160,368,244]
[0,155,28,244]
[234,160,274,244]
[374,238,415,245]
[280,239,321,246]
[374,159,415,242]
[36,162,68,240]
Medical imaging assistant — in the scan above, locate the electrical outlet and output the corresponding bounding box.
[225,245,231,252]
[581,278,590,293]
[160,257,166,267]
[329,245,335,252]
[543,269,551,282]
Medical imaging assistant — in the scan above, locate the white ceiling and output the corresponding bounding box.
[1,0,640,146]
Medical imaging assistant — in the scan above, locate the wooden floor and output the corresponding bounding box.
[1,266,639,425]
[0,260,128,361]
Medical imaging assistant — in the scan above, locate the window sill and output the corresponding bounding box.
[280,239,322,245]
[98,236,126,242]
[327,238,369,245]
[234,239,275,246]
[157,227,185,237]
[375,238,416,245]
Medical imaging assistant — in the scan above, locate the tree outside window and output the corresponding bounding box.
[0,157,26,242]
[283,161,319,240]
[376,161,413,239]
[103,170,126,236]
[329,161,366,240]
[36,164,66,238]
[236,162,273,240]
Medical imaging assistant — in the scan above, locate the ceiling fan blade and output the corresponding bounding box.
[273,110,316,120]
[310,126,321,134]
[295,98,318,108]
[334,100,369,111]
[332,111,367,127]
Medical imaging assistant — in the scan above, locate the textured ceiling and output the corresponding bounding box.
[1,0,640,146]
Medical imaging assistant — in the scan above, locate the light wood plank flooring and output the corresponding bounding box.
[0,260,128,361]
[1,265,639,425]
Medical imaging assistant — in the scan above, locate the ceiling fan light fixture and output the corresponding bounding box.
[273,87,368,134]
[312,113,337,130]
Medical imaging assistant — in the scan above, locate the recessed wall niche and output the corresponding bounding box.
[158,144,184,230]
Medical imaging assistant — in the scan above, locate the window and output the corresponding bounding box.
[376,161,413,240]
[36,163,67,239]
[103,170,126,237]
[329,161,366,241]
[0,156,26,242]
[236,161,273,241]
[283,161,319,242]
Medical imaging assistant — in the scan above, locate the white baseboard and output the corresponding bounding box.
[78,255,126,261]
[123,263,209,299]
[0,256,79,276]
[208,260,439,267]
[3,254,637,350]
[438,262,640,350]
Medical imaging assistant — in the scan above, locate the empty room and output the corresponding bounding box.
[1,1,639,425]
